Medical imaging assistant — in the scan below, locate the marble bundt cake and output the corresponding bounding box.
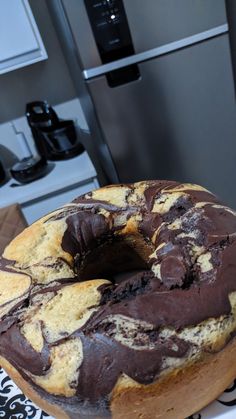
[1,180,236,418]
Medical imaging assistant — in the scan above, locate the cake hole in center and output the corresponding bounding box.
[77,238,153,285]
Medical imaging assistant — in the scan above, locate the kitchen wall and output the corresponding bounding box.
[0,0,76,124]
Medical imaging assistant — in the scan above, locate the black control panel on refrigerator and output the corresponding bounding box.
[84,0,140,87]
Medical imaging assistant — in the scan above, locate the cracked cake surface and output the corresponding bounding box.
[1,180,236,418]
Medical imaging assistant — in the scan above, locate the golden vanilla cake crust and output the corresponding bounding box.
[1,180,236,418]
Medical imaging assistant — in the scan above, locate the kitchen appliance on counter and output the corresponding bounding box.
[10,156,49,184]
[48,0,236,206]
[26,101,84,161]
[10,123,48,184]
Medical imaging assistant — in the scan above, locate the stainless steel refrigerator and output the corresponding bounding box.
[48,0,236,207]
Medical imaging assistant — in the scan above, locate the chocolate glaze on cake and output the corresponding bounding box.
[1,180,236,418]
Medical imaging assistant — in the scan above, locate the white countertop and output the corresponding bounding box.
[0,151,96,208]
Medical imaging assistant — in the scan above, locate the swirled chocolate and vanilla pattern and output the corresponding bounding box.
[1,180,236,417]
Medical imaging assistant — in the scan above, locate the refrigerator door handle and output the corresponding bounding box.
[83,24,228,80]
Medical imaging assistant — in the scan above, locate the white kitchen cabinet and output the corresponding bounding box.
[22,179,99,224]
[0,0,47,74]
[0,151,99,225]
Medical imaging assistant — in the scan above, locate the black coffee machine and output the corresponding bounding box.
[26,101,84,160]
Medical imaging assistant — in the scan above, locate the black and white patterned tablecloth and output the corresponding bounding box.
[0,369,49,419]
[1,367,236,418]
